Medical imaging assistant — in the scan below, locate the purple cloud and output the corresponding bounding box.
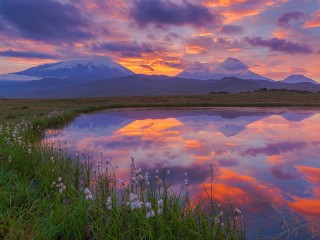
[271,165,301,180]
[0,0,91,43]
[94,41,156,57]
[0,49,56,59]
[277,12,305,28]
[220,25,244,35]
[243,141,308,156]
[130,0,217,28]
[245,37,314,54]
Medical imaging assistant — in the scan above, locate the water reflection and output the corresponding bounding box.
[45,108,320,239]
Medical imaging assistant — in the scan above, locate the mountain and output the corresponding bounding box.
[177,58,271,81]
[281,75,318,84]
[15,58,134,80]
[1,75,320,98]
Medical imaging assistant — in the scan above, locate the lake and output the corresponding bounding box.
[45,108,320,239]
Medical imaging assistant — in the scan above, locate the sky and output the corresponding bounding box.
[0,0,320,81]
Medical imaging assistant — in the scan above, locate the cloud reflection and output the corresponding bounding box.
[45,108,320,238]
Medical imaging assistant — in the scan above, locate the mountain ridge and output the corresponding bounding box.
[177,58,272,81]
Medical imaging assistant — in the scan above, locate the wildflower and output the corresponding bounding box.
[235,208,241,215]
[128,193,142,210]
[145,202,155,219]
[167,169,170,174]
[215,217,220,224]
[144,173,149,181]
[184,179,189,186]
[107,196,112,210]
[221,223,225,228]
[84,187,93,201]
[234,208,243,220]
[52,177,66,193]
[157,199,163,214]
[184,172,188,177]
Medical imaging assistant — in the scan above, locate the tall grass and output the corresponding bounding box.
[0,111,245,239]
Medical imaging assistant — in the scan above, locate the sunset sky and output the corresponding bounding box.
[0,0,320,80]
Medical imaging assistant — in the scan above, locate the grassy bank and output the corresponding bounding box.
[0,94,253,239]
[2,90,320,123]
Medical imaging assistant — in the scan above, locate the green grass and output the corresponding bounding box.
[1,90,320,124]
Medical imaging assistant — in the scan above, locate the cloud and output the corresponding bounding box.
[245,37,315,54]
[271,164,301,180]
[130,0,218,28]
[139,65,154,71]
[0,0,92,43]
[243,141,308,156]
[304,10,320,28]
[94,41,156,57]
[219,25,244,34]
[277,12,305,28]
[0,49,56,59]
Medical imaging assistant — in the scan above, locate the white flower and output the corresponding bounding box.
[145,202,152,209]
[58,177,62,182]
[86,194,93,200]
[107,196,112,210]
[184,179,189,185]
[150,210,155,217]
[84,187,93,201]
[158,199,163,208]
[235,208,241,215]
[84,188,91,195]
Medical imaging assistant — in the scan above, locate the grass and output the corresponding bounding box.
[1,90,320,123]
[1,91,319,239]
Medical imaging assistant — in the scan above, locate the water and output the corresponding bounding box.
[45,108,320,239]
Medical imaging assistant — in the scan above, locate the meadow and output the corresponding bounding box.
[1,91,320,239]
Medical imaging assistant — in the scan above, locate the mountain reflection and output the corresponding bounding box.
[45,108,320,239]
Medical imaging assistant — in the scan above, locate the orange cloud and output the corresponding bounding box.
[204,0,288,23]
[116,118,184,141]
[296,165,320,185]
[185,45,207,54]
[288,197,320,216]
[184,140,204,149]
[304,11,320,28]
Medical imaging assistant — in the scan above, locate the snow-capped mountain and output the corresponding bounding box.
[15,58,135,80]
[177,58,272,81]
[281,75,318,84]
